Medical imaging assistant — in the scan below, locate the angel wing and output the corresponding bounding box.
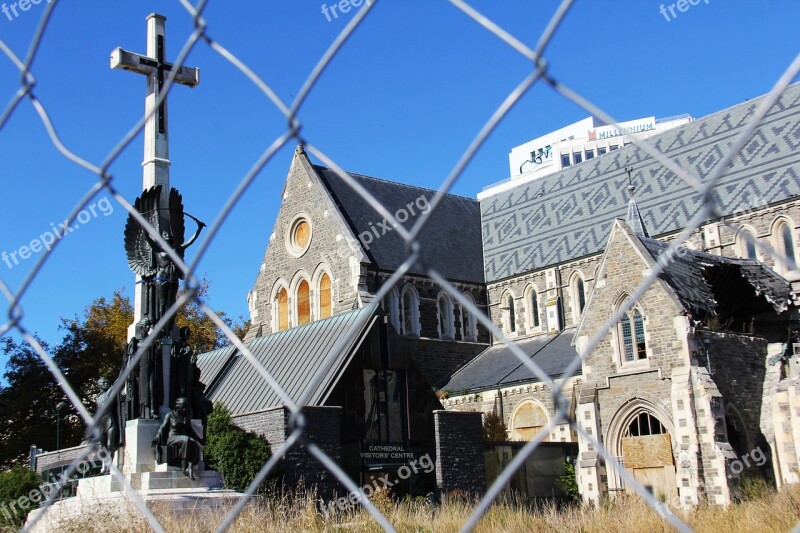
[124,185,161,278]
[168,187,186,263]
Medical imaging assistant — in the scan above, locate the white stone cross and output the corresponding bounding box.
[112,14,200,365]
[110,13,199,194]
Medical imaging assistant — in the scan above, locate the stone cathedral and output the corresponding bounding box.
[198,82,800,505]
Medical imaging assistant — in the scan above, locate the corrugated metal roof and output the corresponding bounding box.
[207,308,376,415]
[441,329,578,393]
[482,83,800,282]
[315,166,485,283]
[195,345,237,392]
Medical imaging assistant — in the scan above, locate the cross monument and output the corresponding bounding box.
[111,13,200,329]
[112,14,206,431]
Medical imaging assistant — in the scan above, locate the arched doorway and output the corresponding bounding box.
[619,410,677,500]
[725,406,749,460]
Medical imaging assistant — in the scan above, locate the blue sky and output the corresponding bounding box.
[0,0,798,369]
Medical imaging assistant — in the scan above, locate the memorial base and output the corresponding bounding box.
[26,417,231,532]
[25,476,237,532]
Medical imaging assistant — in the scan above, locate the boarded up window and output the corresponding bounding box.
[622,434,673,469]
[512,401,548,441]
[297,280,310,325]
[294,220,310,249]
[319,274,332,319]
[277,288,288,331]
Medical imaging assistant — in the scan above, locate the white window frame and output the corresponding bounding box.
[773,217,798,273]
[525,284,542,333]
[460,292,478,342]
[382,286,401,332]
[400,284,421,337]
[570,272,587,324]
[613,296,650,369]
[500,290,517,335]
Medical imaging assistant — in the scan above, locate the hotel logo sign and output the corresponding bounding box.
[588,118,656,141]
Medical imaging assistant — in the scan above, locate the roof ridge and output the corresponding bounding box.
[314,165,479,203]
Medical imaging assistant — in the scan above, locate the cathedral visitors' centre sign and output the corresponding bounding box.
[361,443,417,462]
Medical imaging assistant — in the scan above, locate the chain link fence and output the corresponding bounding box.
[2,0,800,531]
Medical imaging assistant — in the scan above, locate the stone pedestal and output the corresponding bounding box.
[27,417,230,532]
[123,419,161,474]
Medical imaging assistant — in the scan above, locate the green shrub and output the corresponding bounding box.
[557,461,579,501]
[0,467,41,528]
[205,403,276,493]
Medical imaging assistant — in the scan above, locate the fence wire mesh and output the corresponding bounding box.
[1,0,799,532]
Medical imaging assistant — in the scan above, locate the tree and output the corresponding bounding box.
[0,467,41,528]
[482,410,507,443]
[0,279,248,470]
[175,278,250,353]
[0,338,67,467]
[205,403,275,493]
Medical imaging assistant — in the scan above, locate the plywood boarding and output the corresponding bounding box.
[320,274,332,319]
[278,289,289,331]
[297,280,310,325]
[622,434,673,469]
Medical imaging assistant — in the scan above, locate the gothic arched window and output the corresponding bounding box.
[297,280,310,325]
[526,286,540,331]
[437,292,455,340]
[319,273,332,319]
[619,304,647,363]
[401,285,420,337]
[737,229,757,260]
[276,287,288,331]
[502,292,516,334]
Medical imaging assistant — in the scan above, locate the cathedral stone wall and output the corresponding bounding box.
[486,255,602,340]
[233,405,343,497]
[401,337,486,387]
[698,331,770,456]
[705,198,800,273]
[486,198,800,348]
[578,224,687,382]
[370,272,489,344]
[248,151,363,338]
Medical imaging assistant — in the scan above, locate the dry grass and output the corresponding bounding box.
[52,483,800,533]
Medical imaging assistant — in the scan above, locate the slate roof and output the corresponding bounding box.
[199,308,376,415]
[315,166,485,283]
[440,329,579,393]
[639,237,792,314]
[482,83,800,282]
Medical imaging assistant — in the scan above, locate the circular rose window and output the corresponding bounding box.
[287,215,312,256]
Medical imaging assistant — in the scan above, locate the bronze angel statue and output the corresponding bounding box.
[124,185,205,337]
